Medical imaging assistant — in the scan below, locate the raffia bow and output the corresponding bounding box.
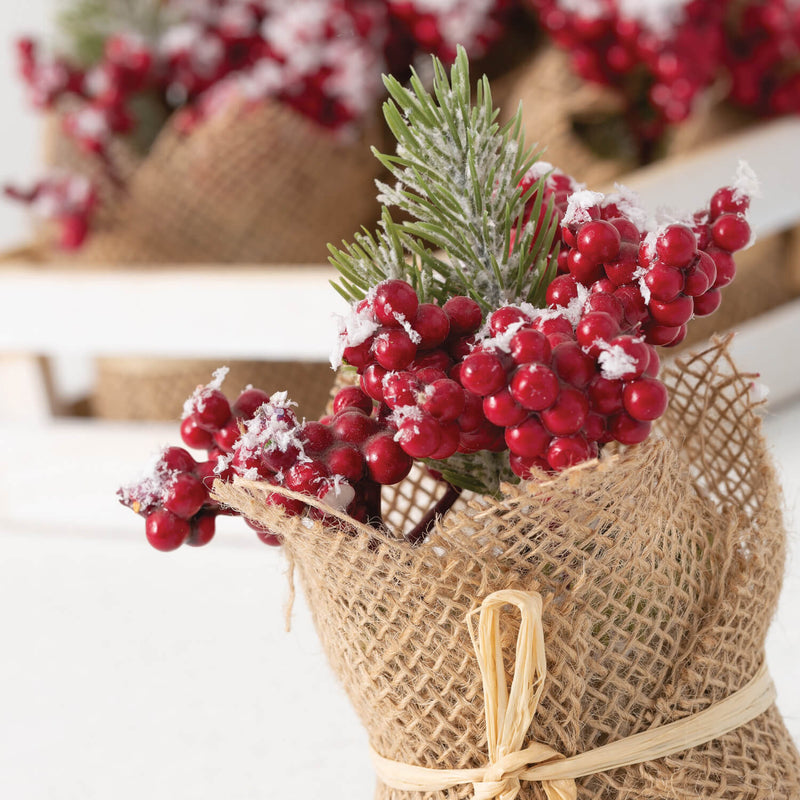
[370,589,776,800]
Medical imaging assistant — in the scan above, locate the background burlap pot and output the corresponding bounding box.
[45,99,382,265]
[216,339,800,799]
[90,357,336,422]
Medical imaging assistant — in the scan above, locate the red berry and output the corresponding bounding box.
[541,388,588,435]
[711,214,750,251]
[568,249,605,285]
[608,336,650,378]
[342,338,373,369]
[551,341,596,388]
[187,512,216,547]
[505,415,549,457]
[233,388,270,419]
[145,510,189,552]
[682,261,711,297]
[443,296,482,334]
[609,413,652,445]
[164,473,208,519]
[547,434,591,471]
[180,415,215,450]
[642,321,683,346]
[333,408,380,445]
[605,242,639,286]
[588,375,624,414]
[301,421,335,454]
[161,446,195,472]
[285,462,327,495]
[576,312,620,357]
[532,315,573,338]
[458,392,485,432]
[373,279,419,326]
[693,289,722,317]
[194,389,231,431]
[509,452,550,479]
[656,224,697,267]
[412,349,453,374]
[709,187,749,220]
[546,274,579,308]
[333,386,373,415]
[373,330,417,371]
[430,421,460,459]
[483,388,529,427]
[510,328,551,365]
[644,265,684,302]
[577,219,621,262]
[490,306,529,333]
[361,364,387,401]
[364,433,413,484]
[707,247,735,288]
[421,379,465,422]
[326,443,364,482]
[412,303,450,348]
[648,295,694,327]
[396,412,442,458]
[213,418,241,452]
[584,292,624,323]
[623,378,668,421]
[459,350,508,397]
[382,371,420,409]
[607,217,640,242]
[614,285,648,327]
[510,364,560,410]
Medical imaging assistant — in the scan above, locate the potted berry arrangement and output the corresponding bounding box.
[119,51,800,797]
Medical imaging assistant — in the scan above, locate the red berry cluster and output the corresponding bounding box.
[8,2,391,240]
[3,171,97,250]
[119,172,752,549]
[334,280,507,458]
[386,0,514,64]
[223,386,415,540]
[119,368,277,550]
[459,302,664,474]
[723,0,800,116]
[525,0,726,142]
[118,445,220,552]
[522,164,752,348]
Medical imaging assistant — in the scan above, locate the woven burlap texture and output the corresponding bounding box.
[91,357,336,422]
[216,338,800,799]
[45,99,381,265]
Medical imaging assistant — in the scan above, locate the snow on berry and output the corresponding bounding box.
[733,160,762,203]
[182,366,230,419]
[563,190,605,227]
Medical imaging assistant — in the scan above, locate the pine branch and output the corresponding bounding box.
[330,46,560,311]
[55,0,168,65]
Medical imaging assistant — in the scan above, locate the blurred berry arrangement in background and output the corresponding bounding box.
[3,0,797,252]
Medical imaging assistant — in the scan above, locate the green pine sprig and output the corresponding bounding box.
[329,46,559,312]
[55,0,167,66]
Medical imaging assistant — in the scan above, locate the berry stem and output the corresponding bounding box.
[405,482,463,546]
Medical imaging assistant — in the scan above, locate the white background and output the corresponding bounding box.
[0,4,798,799]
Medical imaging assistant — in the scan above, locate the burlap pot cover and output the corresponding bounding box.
[215,339,800,799]
[43,98,382,265]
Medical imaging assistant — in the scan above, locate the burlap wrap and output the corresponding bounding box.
[215,339,800,799]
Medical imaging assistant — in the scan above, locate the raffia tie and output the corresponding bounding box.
[370,589,776,800]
